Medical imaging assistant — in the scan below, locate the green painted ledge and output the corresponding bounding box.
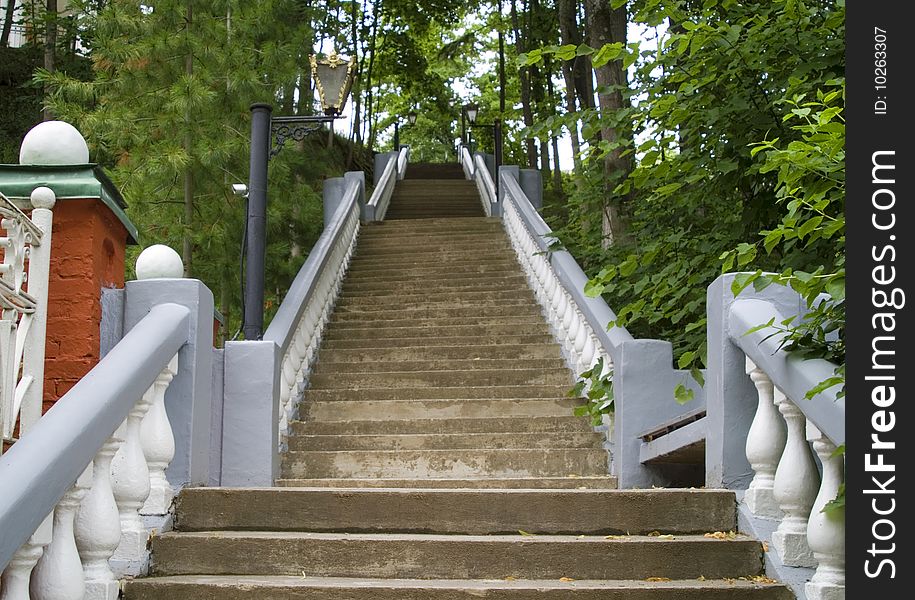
[0,164,139,244]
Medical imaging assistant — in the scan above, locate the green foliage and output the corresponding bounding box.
[38,0,366,337]
[569,357,614,426]
[532,1,844,381]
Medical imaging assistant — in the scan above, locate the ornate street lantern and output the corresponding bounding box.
[407,111,418,126]
[310,52,356,117]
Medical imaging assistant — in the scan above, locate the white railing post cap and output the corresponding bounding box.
[30,187,57,210]
[19,121,90,165]
[135,245,184,280]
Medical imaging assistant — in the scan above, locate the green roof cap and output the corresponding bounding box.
[0,164,139,244]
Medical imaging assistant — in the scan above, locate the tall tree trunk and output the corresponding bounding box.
[557,0,583,168]
[42,0,57,121]
[585,0,628,248]
[546,67,564,195]
[364,1,380,146]
[1,0,17,47]
[182,2,194,276]
[510,0,537,168]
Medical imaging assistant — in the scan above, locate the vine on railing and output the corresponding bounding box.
[1,188,54,451]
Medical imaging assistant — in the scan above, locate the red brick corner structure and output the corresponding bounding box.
[0,164,138,412]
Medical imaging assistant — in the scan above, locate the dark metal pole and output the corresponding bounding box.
[497,2,506,196]
[460,109,466,148]
[244,102,272,340]
[393,121,400,150]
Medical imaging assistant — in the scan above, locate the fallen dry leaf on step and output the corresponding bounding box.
[559,577,575,582]
[645,577,671,582]
[703,530,737,540]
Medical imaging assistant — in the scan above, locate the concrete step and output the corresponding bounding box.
[326,317,546,331]
[356,230,504,242]
[329,305,544,322]
[387,212,485,220]
[291,415,594,436]
[342,275,527,293]
[363,216,499,227]
[288,431,601,451]
[315,344,561,363]
[150,532,764,580]
[324,323,549,341]
[174,489,735,535]
[276,476,618,489]
[320,334,554,349]
[280,448,609,479]
[344,264,521,280]
[344,269,523,285]
[307,368,572,389]
[125,575,793,599]
[358,225,503,236]
[313,358,566,374]
[339,285,534,299]
[333,296,538,311]
[346,258,520,272]
[304,398,582,422]
[302,384,574,403]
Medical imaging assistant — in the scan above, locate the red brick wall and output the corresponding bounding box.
[43,199,128,412]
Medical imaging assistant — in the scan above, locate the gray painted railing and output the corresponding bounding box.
[459,145,498,217]
[220,173,364,486]
[707,274,845,600]
[366,146,409,221]
[0,302,190,593]
[488,166,706,488]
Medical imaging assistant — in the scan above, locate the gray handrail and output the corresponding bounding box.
[473,154,497,211]
[728,298,844,445]
[500,173,634,358]
[0,302,190,571]
[397,146,410,179]
[263,181,359,355]
[460,146,474,179]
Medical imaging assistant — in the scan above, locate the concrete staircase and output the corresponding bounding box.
[124,166,792,599]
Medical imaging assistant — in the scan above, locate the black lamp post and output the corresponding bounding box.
[464,104,502,196]
[463,102,478,154]
[242,51,355,340]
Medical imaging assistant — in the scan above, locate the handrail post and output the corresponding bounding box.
[124,279,215,490]
[705,273,809,488]
[323,177,347,226]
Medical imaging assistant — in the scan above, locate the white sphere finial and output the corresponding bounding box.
[136,245,184,280]
[19,121,90,165]
[30,187,57,210]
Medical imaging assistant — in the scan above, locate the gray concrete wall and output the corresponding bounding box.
[220,340,280,486]
[124,279,215,487]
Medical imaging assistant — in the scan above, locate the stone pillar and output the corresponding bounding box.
[1,121,139,414]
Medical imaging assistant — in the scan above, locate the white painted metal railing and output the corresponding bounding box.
[728,299,845,600]
[459,145,497,217]
[0,302,189,599]
[263,178,361,446]
[1,188,54,451]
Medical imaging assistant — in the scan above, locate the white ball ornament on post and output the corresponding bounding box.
[19,121,91,165]
[135,245,184,280]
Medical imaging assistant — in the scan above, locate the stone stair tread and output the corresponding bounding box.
[275,477,618,489]
[175,488,736,535]
[313,358,566,373]
[150,531,765,580]
[292,416,595,435]
[124,575,792,599]
[288,431,601,450]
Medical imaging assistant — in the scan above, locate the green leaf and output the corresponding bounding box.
[591,43,624,68]
[690,366,705,387]
[576,44,596,57]
[743,317,776,336]
[674,384,695,405]
[584,279,606,297]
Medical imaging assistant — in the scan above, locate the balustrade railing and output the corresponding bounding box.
[719,292,845,600]
[0,302,189,599]
[459,146,498,217]
[1,188,54,451]
[365,146,408,222]
[263,176,362,446]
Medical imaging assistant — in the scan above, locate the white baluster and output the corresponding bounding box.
[744,359,787,519]
[30,468,90,600]
[75,434,122,600]
[140,354,178,516]
[771,388,819,566]
[572,310,588,371]
[110,384,155,566]
[806,423,845,600]
[0,515,51,600]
